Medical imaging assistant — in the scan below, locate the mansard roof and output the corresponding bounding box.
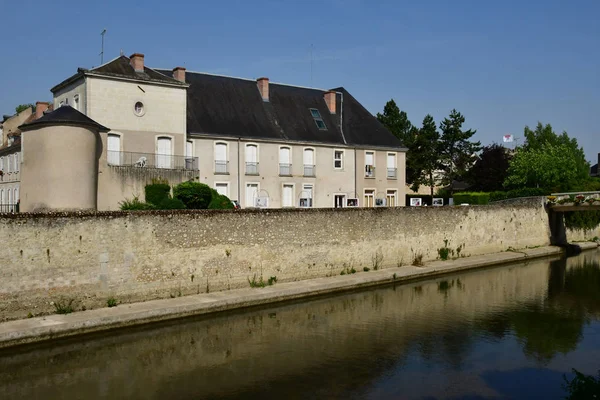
[157,69,404,149]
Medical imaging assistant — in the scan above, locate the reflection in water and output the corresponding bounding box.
[0,250,599,400]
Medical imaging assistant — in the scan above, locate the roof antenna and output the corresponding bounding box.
[100,29,107,64]
[310,44,314,87]
[120,49,124,56]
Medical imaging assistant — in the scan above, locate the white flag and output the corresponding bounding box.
[503,134,513,143]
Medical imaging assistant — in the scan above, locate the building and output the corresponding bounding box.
[591,153,599,177]
[16,53,406,212]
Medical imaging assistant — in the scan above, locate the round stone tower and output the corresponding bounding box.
[18,106,109,212]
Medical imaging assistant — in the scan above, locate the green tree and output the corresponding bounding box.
[520,122,589,189]
[377,99,421,185]
[438,109,481,190]
[15,104,34,114]
[504,143,582,192]
[467,144,513,192]
[412,115,441,195]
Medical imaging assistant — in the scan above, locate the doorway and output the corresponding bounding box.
[334,194,346,208]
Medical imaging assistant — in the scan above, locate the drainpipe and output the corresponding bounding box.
[354,149,357,202]
[237,137,241,202]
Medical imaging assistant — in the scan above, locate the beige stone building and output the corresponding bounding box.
[11,52,407,211]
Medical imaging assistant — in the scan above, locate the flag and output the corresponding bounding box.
[503,134,513,143]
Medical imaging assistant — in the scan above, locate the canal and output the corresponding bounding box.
[1,249,599,399]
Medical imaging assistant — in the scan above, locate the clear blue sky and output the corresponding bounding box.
[1,0,598,162]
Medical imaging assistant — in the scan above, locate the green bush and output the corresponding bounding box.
[158,197,187,210]
[453,192,490,205]
[120,196,156,210]
[208,194,235,210]
[145,183,171,206]
[565,211,600,231]
[506,187,547,198]
[173,181,213,209]
[489,191,508,202]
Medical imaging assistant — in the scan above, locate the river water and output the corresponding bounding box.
[1,249,599,399]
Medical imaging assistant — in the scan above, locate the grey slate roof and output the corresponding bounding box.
[591,164,598,176]
[157,69,404,149]
[19,106,109,132]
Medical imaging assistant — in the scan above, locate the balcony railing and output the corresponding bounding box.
[246,162,259,175]
[387,168,397,179]
[0,203,18,213]
[215,160,229,174]
[303,164,315,177]
[279,163,292,176]
[107,150,198,170]
[365,165,375,178]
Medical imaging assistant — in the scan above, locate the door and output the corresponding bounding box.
[387,153,396,178]
[215,143,228,173]
[303,148,314,176]
[245,145,258,174]
[215,183,228,196]
[365,152,374,177]
[279,147,291,175]
[334,194,346,208]
[282,184,293,207]
[246,184,258,207]
[364,190,375,207]
[185,140,194,169]
[157,137,172,169]
[107,134,121,165]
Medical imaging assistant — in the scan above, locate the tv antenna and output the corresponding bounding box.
[100,29,107,64]
[310,44,314,86]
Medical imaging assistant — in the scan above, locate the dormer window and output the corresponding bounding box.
[310,108,327,130]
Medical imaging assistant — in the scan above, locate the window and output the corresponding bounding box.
[134,101,145,116]
[334,150,343,169]
[6,156,10,173]
[73,95,80,111]
[14,153,19,172]
[282,184,294,207]
[8,187,12,206]
[14,188,18,204]
[310,108,327,130]
[387,153,397,179]
[0,190,3,205]
[364,189,375,207]
[156,137,172,169]
[185,140,195,169]
[386,190,397,207]
[0,157,3,172]
[215,142,228,174]
[245,144,259,175]
[279,147,291,176]
[303,148,315,177]
[300,184,313,207]
[59,100,64,108]
[107,134,121,165]
[245,183,259,207]
[365,151,375,178]
[215,182,229,197]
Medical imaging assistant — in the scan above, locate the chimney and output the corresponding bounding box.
[324,90,336,114]
[130,53,145,71]
[35,102,49,119]
[173,66,186,82]
[257,77,269,101]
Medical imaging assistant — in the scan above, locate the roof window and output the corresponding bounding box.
[310,108,327,130]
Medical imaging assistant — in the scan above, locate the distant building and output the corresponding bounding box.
[591,153,599,177]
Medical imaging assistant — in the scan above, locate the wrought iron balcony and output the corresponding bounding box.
[107,151,198,170]
[303,164,316,177]
[279,163,292,176]
[0,203,18,213]
[246,162,259,175]
[365,165,375,178]
[215,160,229,174]
[387,168,397,179]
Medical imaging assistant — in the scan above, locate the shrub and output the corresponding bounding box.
[564,210,600,231]
[208,194,235,210]
[489,191,508,202]
[173,181,213,209]
[506,187,547,198]
[145,183,171,206]
[158,197,187,210]
[453,192,490,205]
[120,196,156,210]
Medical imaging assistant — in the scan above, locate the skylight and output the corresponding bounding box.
[310,108,327,130]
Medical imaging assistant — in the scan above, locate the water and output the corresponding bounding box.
[1,250,600,400]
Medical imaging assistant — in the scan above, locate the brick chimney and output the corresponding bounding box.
[257,77,269,102]
[173,66,186,82]
[130,53,145,71]
[35,102,49,119]
[324,90,336,114]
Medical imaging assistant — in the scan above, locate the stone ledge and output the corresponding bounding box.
[1,243,596,350]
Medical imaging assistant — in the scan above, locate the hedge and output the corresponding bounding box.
[145,183,171,206]
[453,192,490,205]
[158,197,187,210]
[173,181,213,209]
[489,188,548,202]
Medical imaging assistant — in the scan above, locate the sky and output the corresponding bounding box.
[0,0,598,163]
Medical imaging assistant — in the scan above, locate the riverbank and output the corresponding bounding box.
[0,243,597,349]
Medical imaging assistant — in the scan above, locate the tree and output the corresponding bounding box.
[438,109,481,189]
[377,99,421,185]
[412,115,441,195]
[466,144,512,192]
[15,104,34,114]
[504,143,583,192]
